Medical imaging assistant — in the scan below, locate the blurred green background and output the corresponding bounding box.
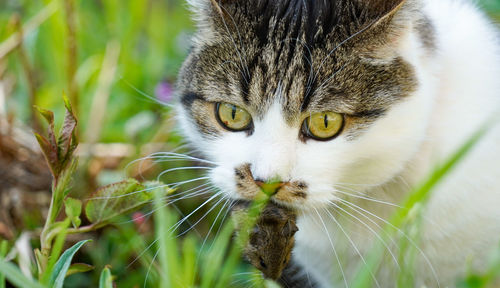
[0,0,499,287]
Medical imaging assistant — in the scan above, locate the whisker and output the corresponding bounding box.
[333,198,401,270]
[119,76,174,108]
[322,207,381,288]
[168,192,223,233]
[157,166,212,180]
[334,188,401,208]
[200,197,230,250]
[310,18,380,95]
[176,194,229,237]
[144,247,161,288]
[216,3,250,82]
[169,176,211,189]
[315,63,347,93]
[334,199,441,288]
[127,238,159,269]
[149,152,216,165]
[115,186,218,225]
[208,199,236,251]
[313,208,349,288]
[86,183,172,200]
[171,203,203,238]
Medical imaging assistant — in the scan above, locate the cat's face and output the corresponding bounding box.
[176,0,434,209]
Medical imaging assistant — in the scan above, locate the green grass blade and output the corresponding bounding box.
[99,266,113,288]
[351,122,492,288]
[199,221,234,288]
[215,191,271,288]
[181,235,197,287]
[154,188,179,288]
[0,240,7,288]
[0,260,45,288]
[48,239,91,288]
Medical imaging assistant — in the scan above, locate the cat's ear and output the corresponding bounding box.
[186,0,230,25]
[354,0,416,60]
[186,0,232,41]
[356,0,407,23]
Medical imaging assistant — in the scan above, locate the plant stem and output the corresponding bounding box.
[64,0,79,114]
[12,14,41,131]
[0,1,58,60]
[39,183,59,275]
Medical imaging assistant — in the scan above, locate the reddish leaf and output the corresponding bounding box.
[33,95,79,179]
[35,106,60,176]
[34,132,58,177]
[57,111,77,166]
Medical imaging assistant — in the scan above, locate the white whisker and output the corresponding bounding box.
[322,207,381,288]
[144,247,161,288]
[333,198,401,270]
[334,188,401,208]
[157,166,212,180]
[313,208,349,288]
[176,195,229,237]
[169,192,223,233]
[334,198,441,288]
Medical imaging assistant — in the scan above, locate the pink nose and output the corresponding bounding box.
[255,181,285,195]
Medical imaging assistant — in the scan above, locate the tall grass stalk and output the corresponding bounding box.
[351,121,494,288]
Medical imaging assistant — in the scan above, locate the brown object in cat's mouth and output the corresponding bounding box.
[232,200,298,280]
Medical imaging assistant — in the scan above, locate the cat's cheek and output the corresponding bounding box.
[208,166,239,197]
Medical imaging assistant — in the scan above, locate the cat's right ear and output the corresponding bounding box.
[186,0,233,43]
[187,0,223,18]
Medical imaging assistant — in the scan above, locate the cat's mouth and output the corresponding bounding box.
[233,164,308,205]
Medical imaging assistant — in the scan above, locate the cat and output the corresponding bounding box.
[175,0,500,287]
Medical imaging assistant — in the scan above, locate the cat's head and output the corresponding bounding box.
[176,0,435,209]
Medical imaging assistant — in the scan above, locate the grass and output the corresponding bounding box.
[0,0,500,287]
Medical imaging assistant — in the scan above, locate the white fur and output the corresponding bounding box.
[295,1,500,286]
[177,0,500,286]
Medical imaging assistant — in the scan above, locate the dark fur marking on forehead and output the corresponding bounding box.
[181,92,205,108]
[176,0,428,140]
[351,109,386,118]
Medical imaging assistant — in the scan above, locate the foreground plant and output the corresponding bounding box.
[0,95,169,287]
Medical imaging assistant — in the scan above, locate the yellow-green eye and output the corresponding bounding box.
[302,112,344,140]
[215,102,252,131]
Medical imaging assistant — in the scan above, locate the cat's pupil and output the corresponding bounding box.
[231,105,236,120]
[324,114,328,128]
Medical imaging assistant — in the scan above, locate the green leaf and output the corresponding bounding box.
[42,220,71,284]
[34,249,43,279]
[48,240,91,288]
[0,241,8,288]
[34,106,54,124]
[66,263,94,277]
[0,260,45,288]
[49,159,78,226]
[98,266,113,288]
[85,179,171,224]
[64,198,82,228]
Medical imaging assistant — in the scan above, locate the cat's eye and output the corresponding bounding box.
[302,112,344,140]
[215,102,252,131]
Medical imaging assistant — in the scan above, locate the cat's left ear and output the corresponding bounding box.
[355,0,418,59]
[357,0,408,23]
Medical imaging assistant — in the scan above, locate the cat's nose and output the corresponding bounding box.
[255,180,285,195]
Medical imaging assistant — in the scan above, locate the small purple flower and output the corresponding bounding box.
[155,81,174,103]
